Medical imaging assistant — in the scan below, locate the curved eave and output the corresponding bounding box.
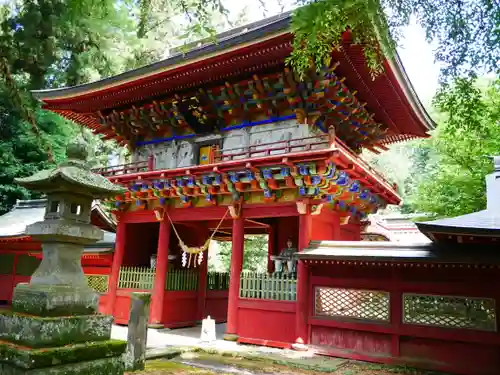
[32,13,292,101]
[31,12,434,140]
[386,53,435,131]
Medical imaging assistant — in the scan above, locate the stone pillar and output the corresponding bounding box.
[149,219,171,327]
[224,213,244,341]
[0,140,127,374]
[107,220,127,315]
[124,292,152,372]
[293,210,312,350]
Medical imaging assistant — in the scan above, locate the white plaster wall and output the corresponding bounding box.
[248,120,310,156]
[130,120,324,170]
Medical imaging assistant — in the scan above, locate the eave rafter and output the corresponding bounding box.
[89,62,390,152]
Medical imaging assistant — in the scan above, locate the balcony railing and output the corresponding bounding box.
[214,134,330,162]
[92,134,331,178]
[91,134,395,192]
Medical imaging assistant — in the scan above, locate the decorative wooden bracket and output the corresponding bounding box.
[229,201,242,219]
[311,203,323,216]
[340,215,351,225]
[296,200,308,215]
[153,207,165,222]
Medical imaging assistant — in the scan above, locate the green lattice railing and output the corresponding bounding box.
[166,269,198,291]
[207,272,230,290]
[118,267,155,290]
[240,272,297,301]
[85,274,109,293]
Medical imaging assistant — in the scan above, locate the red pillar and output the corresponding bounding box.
[224,214,244,341]
[197,249,209,321]
[149,219,171,327]
[294,212,312,349]
[267,222,276,273]
[106,220,126,315]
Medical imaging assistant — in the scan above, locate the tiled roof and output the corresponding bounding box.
[416,210,500,235]
[0,200,116,247]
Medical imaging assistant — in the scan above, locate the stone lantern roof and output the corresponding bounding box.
[14,140,125,198]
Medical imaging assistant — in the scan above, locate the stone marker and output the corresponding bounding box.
[200,315,216,343]
[123,292,152,371]
[0,140,127,374]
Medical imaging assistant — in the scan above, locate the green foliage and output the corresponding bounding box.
[408,77,499,217]
[214,235,269,272]
[289,0,499,80]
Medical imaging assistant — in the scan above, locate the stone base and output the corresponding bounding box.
[291,342,309,351]
[0,310,112,348]
[148,323,165,329]
[223,333,239,342]
[0,356,124,375]
[0,339,126,369]
[12,283,98,316]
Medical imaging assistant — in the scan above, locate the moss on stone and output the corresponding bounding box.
[132,292,152,303]
[0,312,113,348]
[0,339,126,370]
[12,284,98,317]
[0,355,124,375]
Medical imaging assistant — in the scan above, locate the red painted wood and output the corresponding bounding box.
[162,291,198,328]
[305,260,500,375]
[237,299,296,343]
[150,219,171,325]
[399,336,500,375]
[295,213,312,344]
[106,221,126,315]
[204,290,228,322]
[311,325,392,355]
[238,298,296,313]
[197,249,209,321]
[237,337,292,349]
[82,266,111,275]
[311,209,341,241]
[113,293,132,324]
[98,293,108,314]
[226,214,244,336]
[267,223,276,273]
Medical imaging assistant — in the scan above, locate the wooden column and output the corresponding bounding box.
[224,213,244,341]
[149,219,171,327]
[294,209,312,350]
[197,249,209,321]
[267,222,276,273]
[107,220,126,315]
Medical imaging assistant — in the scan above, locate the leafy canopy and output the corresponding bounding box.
[407,77,500,217]
[289,0,499,80]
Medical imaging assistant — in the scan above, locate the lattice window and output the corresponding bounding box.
[403,293,497,332]
[86,275,109,293]
[315,287,390,322]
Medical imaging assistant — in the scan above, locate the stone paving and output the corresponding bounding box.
[111,323,330,363]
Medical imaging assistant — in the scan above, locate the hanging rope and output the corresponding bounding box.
[166,208,230,267]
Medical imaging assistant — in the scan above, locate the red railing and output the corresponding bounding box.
[91,135,395,191]
[92,155,154,177]
[214,134,330,162]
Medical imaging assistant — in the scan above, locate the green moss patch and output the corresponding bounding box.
[0,312,113,348]
[0,355,124,375]
[0,339,126,369]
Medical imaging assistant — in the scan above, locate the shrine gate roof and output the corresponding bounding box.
[299,240,500,264]
[32,12,434,149]
[0,199,116,244]
[417,210,500,237]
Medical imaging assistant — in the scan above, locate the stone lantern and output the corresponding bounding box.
[0,140,128,374]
